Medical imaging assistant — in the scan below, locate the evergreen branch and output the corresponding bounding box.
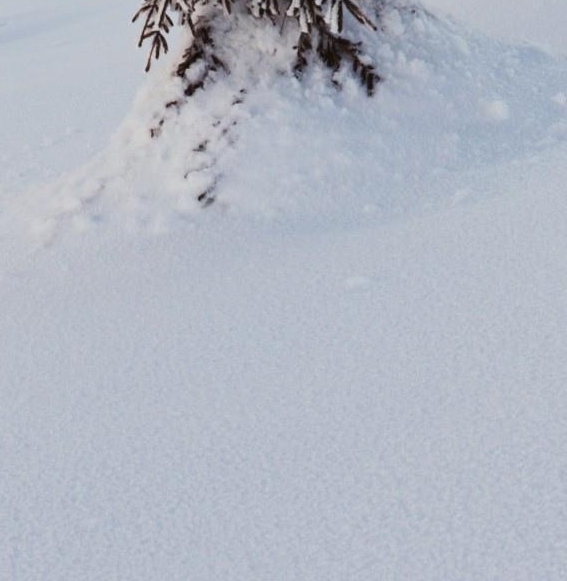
[133,0,383,94]
[344,0,376,30]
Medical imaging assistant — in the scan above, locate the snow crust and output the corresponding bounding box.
[2,1,567,579]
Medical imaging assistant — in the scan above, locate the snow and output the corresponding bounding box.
[480,99,510,122]
[421,0,567,56]
[2,1,567,579]
[0,1,142,195]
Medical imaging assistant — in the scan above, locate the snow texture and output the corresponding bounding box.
[2,1,567,580]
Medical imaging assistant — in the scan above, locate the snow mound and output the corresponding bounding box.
[9,0,567,243]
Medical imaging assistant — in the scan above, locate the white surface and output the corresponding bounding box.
[2,1,567,579]
[421,0,567,55]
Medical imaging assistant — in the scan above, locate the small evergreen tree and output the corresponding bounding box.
[133,0,382,97]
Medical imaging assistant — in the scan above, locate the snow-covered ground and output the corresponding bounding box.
[422,0,567,55]
[2,1,567,579]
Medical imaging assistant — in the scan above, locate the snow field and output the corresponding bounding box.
[2,1,567,580]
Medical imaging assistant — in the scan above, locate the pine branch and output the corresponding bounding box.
[293,32,312,78]
[133,0,383,94]
[344,0,376,30]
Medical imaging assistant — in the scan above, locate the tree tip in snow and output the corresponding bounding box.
[134,0,384,97]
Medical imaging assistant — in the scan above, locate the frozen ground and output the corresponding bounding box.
[2,1,567,580]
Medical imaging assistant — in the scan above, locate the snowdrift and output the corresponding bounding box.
[8,0,567,244]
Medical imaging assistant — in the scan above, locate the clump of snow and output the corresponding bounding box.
[480,98,511,122]
[383,6,406,36]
